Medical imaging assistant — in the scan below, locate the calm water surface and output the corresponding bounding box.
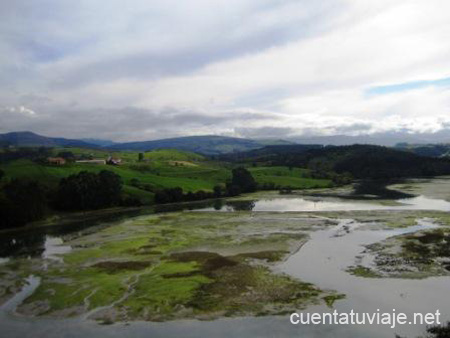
[2,182,450,338]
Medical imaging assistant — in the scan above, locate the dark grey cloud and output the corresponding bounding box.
[234,126,296,139]
[0,105,278,141]
[54,2,345,89]
[2,1,449,141]
[332,122,373,134]
[1,0,347,90]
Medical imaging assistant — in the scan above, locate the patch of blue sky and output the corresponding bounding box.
[25,36,96,63]
[366,77,450,96]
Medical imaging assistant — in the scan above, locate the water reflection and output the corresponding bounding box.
[225,200,256,211]
[280,219,448,338]
[0,199,225,259]
[2,179,450,260]
[213,199,224,210]
[42,236,72,263]
[202,195,450,212]
[0,209,145,258]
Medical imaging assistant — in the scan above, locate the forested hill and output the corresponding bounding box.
[0,131,99,148]
[109,135,293,155]
[395,143,450,158]
[219,144,323,161]
[221,144,450,179]
[0,132,294,155]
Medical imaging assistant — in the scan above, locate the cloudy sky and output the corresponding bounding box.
[1,0,450,141]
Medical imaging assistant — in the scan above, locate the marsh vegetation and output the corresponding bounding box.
[1,176,450,338]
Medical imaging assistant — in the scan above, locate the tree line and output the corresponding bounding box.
[0,167,258,229]
[0,170,123,229]
[154,167,257,204]
[220,144,450,179]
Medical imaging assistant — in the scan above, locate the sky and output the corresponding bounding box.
[1,0,450,142]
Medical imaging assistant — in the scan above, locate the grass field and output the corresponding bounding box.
[143,149,205,161]
[53,147,139,162]
[1,149,333,205]
[0,159,226,204]
[248,166,333,189]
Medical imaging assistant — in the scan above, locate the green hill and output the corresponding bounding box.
[0,145,345,208]
[222,144,450,179]
[109,135,287,155]
[248,166,332,189]
[0,131,99,148]
[144,149,205,161]
[0,131,296,155]
[0,148,230,205]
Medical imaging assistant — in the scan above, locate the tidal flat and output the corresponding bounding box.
[350,225,450,279]
[1,212,342,322]
[3,178,450,338]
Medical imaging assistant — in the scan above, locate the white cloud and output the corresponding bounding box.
[4,105,36,116]
[0,0,450,140]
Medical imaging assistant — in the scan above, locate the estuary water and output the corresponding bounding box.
[1,179,450,338]
[202,194,450,212]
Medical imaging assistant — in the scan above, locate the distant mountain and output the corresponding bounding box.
[291,130,450,146]
[220,144,323,162]
[81,138,116,147]
[0,132,295,154]
[5,130,450,156]
[395,143,450,158]
[0,131,99,148]
[253,139,296,146]
[108,135,290,155]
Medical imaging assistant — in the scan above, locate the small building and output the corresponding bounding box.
[47,157,66,165]
[107,156,122,165]
[75,159,106,165]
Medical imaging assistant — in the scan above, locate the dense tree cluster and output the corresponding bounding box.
[395,143,450,158]
[154,167,257,204]
[220,144,450,179]
[154,187,216,204]
[0,179,47,229]
[55,170,123,210]
[331,146,450,179]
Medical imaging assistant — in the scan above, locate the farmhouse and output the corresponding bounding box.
[47,157,66,165]
[107,156,122,165]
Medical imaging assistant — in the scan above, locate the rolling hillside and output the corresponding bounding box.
[0,132,295,155]
[0,145,336,205]
[108,135,266,154]
[248,166,332,189]
[224,144,450,179]
[0,131,99,148]
[0,148,230,205]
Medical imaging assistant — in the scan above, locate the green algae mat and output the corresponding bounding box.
[1,212,342,322]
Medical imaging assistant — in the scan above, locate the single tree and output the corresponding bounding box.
[230,167,257,193]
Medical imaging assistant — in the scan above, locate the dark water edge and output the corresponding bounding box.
[0,178,430,258]
[305,179,416,200]
[0,199,226,258]
[352,179,415,199]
